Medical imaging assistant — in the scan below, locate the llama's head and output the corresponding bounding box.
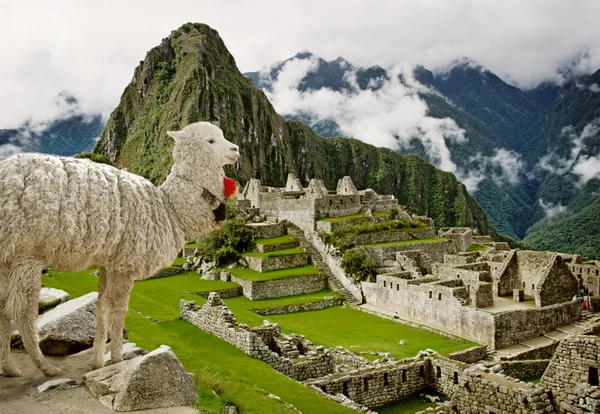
[167,122,240,166]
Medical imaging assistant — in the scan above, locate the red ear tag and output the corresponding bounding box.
[224,177,237,199]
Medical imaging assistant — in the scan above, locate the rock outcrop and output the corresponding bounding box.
[83,345,198,411]
[39,287,71,306]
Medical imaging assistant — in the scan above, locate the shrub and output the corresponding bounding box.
[341,248,376,283]
[197,218,254,267]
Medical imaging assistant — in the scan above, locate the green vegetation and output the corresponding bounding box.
[197,218,254,267]
[341,248,376,282]
[38,298,62,314]
[264,307,477,360]
[171,256,186,266]
[365,238,448,247]
[523,375,543,384]
[255,235,296,245]
[465,244,490,252]
[376,393,449,413]
[74,152,115,166]
[228,265,320,281]
[243,247,305,258]
[184,241,200,248]
[321,217,427,252]
[317,211,392,223]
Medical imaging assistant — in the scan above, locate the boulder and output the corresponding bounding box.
[83,345,198,411]
[37,378,80,393]
[39,287,71,306]
[200,261,219,280]
[13,292,98,354]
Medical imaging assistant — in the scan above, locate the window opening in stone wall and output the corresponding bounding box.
[429,291,432,299]
[384,372,389,386]
[320,385,326,392]
[532,283,535,290]
[397,284,399,291]
[364,377,369,391]
[342,381,348,396]
[438,293,442,300]
[522,281,525,288]
[402,369,407,382]
[419,366,424,377]
[589,367,599,386]
[453,371,458,384]
[391,283,393,289]
[596,270,598,276]
[457,274,460,278]
[436,366,441,378]
[384,281,386,287]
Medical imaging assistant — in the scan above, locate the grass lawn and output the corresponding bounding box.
[255,235,296,245]
[523,375,543,384]
[376,393,449,413]
[243,247,305,258]
[317,211,392,223]
[228,264,320,281]
[465,244,491,252]
[264,307,477,360]
[41,270,354,414]
[365,238,448,247]
[171,256,186,266]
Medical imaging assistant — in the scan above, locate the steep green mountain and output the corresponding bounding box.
[93,23,496,236]
[0,94,104,158]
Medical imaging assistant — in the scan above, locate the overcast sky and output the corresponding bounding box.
[1,0,600,129]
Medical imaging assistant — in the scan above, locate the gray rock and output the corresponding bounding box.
[399,340,406,345]
[37,378,80,393]
[39,288,71,305]
[13,292,98,355]
[200,261,218,280]
[103,342,147,363]
[83,345,197,412]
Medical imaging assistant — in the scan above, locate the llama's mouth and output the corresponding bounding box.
[225,152,240,164]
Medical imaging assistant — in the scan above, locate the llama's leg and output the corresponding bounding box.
[106,277,134,365]
[0,262,21,376]
[90,268,108,369]
[12,261,61,377]
[0,313,21,377]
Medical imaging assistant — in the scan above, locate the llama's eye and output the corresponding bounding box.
[208,139,215,144]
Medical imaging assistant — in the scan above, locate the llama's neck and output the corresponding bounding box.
[159,148,224,242]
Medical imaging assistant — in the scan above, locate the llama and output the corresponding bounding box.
[0,122,239,377]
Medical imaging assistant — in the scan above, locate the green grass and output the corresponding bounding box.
[228,264,320,281]
[185,242,201,248]
[365,238,448,247]
[243,247,305,258]
[262,307,477,360]
[317,211,392,223]
[523,375,543,384]
[376,393,449,413]
[171,256,186,266]
[255,235,296,245]
[41,270,354,414]
[465,244,491,252]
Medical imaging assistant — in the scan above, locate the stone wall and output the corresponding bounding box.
[230,273,326,300]
[191,287,243,299]
[364,239,453,264]
[249,298,340,315]
[451,370,555,414]
[493,300,581,349]
[348,228,435,246]
[541,335,600,414]
[247,221,287,239]
[362,274,496,347]
[447,346,488,364]
[438,228,473,252]
[245,253,310,272]
[499,359,550,380]
[180,295,334,381]
[314,195,362,218]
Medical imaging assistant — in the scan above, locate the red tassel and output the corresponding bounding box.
[224,177,237,199]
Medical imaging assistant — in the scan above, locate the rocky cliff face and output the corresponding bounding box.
[94,23,496,236]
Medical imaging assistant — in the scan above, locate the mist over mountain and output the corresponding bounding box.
[0,92,104,159]
[245,52,600,256]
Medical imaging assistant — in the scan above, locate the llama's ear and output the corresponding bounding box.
[167,130,186,141]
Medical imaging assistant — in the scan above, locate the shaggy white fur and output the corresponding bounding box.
[0,122,239,377]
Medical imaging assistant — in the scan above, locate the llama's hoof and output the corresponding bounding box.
[90,360,105,370]
[2,366,23,377]
[42,365,62,377]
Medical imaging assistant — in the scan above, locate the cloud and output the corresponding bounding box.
[456,148,525,193]
[539,199,568,218]
[576,82,600,93]
[1,0,600,129]
[0,144,23,160]
[264,58,465,173]
[539,118,600,184]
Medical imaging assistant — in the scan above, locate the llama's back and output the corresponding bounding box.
[0,153,181,274]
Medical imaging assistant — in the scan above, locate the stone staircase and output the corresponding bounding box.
[286,224,362,305]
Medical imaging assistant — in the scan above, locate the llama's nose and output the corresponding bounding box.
[231,145,239,152]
